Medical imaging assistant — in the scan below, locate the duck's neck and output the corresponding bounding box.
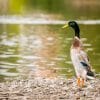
[74,26,80,38]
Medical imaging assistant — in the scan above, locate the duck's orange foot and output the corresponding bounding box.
[77,77,81,87]
[77,78,84,88]
[81,79,84,87]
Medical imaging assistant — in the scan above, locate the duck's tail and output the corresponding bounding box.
[86,75,95,79]
[87,71,95,79]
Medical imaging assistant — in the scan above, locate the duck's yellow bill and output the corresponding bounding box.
[62,24,69,28]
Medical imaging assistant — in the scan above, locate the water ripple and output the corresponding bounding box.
[0,16,100,25]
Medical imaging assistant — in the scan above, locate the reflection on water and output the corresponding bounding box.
[0,23,100,81]
[0,0,100,81]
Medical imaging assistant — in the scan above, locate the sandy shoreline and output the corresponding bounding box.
[0,77,100,100]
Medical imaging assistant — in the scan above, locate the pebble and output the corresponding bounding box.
[0,77,100,100]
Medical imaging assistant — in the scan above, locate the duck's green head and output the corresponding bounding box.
[62,21,80,38]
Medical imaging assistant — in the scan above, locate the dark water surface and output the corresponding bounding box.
[0,24,100,81]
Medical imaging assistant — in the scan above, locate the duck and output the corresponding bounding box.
[62,21,94,87]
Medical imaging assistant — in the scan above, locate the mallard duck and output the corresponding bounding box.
[62,21,94,87]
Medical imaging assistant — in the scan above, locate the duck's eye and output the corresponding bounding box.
[71,23,75,26]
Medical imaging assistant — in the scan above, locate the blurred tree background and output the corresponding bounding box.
[0,0,100,19]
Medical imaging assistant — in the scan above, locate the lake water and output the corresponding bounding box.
[0,0,100,81]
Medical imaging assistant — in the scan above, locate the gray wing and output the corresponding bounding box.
[78,50,94,76]
[78,50,91,71]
